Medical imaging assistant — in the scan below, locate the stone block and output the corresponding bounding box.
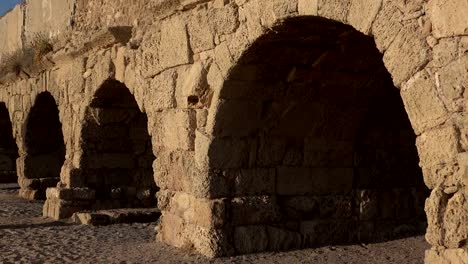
[146,69,177,111]
[72,212,111,225]
[196,109,208,129]
[401,70,447,134]
[46,187,73,200]
[231,168,276,196]
[231,196,280,225]
[154,150,194,193]
[443,191,468,248]
[156,109,196,151]
[236,0,263,43]
[422,162,460,190]
[277,167,354,195]
[156,212,190,248]
[256,137,286,167]
[319,195,353,219]
[194,130,211,170]
[169,192,226,228]
[234,225,268,254]
[425,188,448,246]
[266,226,302,251]
[371,1,403,51]
[298,0,318,15]
[208,3,239,36]
[436,56,468,111]
[300,219,355,245]
[318,0,351,22]
[187,9,215,53]
[72,188,96,200]
[156,190,173,211]
[190,225,234,257]
[281,196,318,217]
[43,198,89,220]
[427,0,468,38]
[431,39,459,68]
[383,22,430,86]
[416,126,460,167]
[114,47,127,82]
[159,16,192,69]
[347,0,382,34]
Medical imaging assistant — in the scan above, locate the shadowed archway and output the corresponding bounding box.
[0,103,18,183]
[79,79,157,210]
[208,16,429,254]
[20,92,65,199]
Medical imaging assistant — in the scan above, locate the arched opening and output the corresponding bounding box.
[0,103,18,183]
[210,17,429,254]
[80,79,156,210]
[22,92,65,197]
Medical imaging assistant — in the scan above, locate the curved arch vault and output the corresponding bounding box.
[44,80,157,220]
[18,92,65,200]
[195,16,429,255]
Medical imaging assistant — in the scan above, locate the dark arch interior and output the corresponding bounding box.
[80,79,156,210]
[210,17,429,254]
[23,92,65,192]
[0,103,18,183]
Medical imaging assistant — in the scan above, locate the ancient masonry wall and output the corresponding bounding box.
[0,0,466,263]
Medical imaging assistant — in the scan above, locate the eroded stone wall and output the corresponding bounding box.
[0,0,466,263]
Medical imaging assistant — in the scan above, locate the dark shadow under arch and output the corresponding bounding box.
[0,103,18,183]
[79,79,157,210]
[209,16,429,254]
[22,92,65,195]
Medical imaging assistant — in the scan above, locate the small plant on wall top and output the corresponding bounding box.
[31,33,53,63]
[0,47,32,77]
[0,32,54,81]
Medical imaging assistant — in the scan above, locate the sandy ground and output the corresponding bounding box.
[0,184,429,264]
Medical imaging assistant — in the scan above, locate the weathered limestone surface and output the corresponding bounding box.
[0,0,467,263]
[0,5,23,62]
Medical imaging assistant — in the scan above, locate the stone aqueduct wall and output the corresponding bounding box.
[0,0,467,263]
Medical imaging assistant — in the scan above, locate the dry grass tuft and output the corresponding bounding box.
[31,33,53,62]
[0,32,54,80]
[0,48,32,76]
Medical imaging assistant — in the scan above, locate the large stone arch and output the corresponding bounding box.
[17,91,65,200]
[200,16,429,254]
[0,102,18,183]
[79,79,156,209]
[155,0,466,261]
[43,78,156,219]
